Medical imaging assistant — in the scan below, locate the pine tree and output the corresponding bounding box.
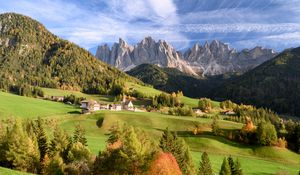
[233,159,243,175]
[73,123,87,146]
[212,117,220,135]
[227,156,235,173]
[50,126,72,163]
[198,152,213,175]
[35,117,49,162]
[219,157,231,175]
[159,128,195,175]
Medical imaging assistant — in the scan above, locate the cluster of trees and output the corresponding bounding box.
[62,95,86,105]
[168,106,193,116]
[9,84,44,97]
[94,125,242,175]
[220,100,236,111]
[0,118,92,174]
[285,120,300,153]
[151,92,182,108]
[0,117,247,175]
[198,98,213,112]
[219,156,242,175]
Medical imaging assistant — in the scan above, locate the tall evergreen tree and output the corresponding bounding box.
[50,126,72,163]
[227,156,235,173]
[5,120,39,173]
[219,157,231,175]
[73,123,87,146]
[198,152,213,175]
[159,128,195,175]
[35,117,49,162]
[233,159,243,175]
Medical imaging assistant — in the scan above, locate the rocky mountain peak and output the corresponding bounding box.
[95,38,276,76]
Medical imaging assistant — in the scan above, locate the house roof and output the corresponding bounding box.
[81,99,98,105]
[124,100,132,105]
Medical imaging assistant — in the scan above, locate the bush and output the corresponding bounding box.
[256,122,277,146]
[96,117,104,128]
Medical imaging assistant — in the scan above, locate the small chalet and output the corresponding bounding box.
[51,96,64,102]
[123,100,134,110]
[80,100,100,113]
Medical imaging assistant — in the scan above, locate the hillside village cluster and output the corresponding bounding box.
[80,99,136,114]
[50,95,140,114]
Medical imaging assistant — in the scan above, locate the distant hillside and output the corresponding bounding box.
[0,13,137,94]
[213,47,300,116]
[126,64,231,98]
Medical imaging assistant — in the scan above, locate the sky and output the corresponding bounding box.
[1,0,300,52]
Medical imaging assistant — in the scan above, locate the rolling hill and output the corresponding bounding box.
[213,47,300,116]
[0,13,137,94]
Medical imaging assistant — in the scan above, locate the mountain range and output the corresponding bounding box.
[96,37,276,76]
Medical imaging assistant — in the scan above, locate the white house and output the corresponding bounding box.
[80,100,100,113]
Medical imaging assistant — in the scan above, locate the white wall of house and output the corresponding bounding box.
[81,102,88,109]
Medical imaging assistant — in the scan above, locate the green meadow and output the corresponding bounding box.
[0,92,77,119]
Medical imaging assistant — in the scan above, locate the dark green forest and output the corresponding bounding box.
[213,47,300,116]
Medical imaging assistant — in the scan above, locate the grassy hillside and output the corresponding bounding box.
[57,111,300,174]
[0,91,77,118]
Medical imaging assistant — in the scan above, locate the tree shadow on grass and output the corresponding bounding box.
[68,110,82,114]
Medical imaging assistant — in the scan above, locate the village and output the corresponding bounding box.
[79,96,144,114]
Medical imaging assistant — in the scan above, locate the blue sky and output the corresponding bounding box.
[1,0,300,51]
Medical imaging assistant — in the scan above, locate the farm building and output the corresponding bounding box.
[80,100,100,113]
